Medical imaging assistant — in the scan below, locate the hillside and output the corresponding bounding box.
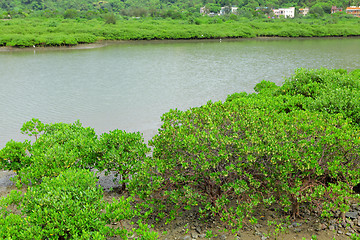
[1,0,359,17]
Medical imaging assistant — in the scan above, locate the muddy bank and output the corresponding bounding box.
[2,37,358,53]
[0,42,109,52]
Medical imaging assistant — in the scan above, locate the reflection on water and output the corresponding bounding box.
[0,38,359,147]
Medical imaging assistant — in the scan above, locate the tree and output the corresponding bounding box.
[310,5,325,17]
[104,12,116,24]
[63,8,78,18]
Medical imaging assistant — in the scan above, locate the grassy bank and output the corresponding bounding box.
[1,17,360,47]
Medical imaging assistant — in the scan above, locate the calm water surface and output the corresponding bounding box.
[1,38,359,147]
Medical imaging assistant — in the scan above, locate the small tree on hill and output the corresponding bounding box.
[104,13,116,24]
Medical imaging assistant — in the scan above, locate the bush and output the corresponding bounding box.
[63,9,78,19]
[12,120,98,185]
[148,97,360,228]
[0,169,150,239]
[0,140,31,172]
[275,68,360,125]
[96,129,150,191]
[275,68,354,98]
[1,119,151,191]
[253,80,279,94]
[20,169,112,238]
[104,13,116,24]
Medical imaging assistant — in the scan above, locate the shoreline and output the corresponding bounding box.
[1,36,359,52]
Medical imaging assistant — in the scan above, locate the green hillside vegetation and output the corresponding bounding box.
[1,68,360,239]
[1,0,359,17]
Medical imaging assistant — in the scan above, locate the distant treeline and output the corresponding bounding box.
[1,17,360,47]
[1,0,360,19]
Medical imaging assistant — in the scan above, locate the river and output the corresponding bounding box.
[0,38,359,148]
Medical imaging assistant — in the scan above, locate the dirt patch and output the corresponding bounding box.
[135,201,354,240]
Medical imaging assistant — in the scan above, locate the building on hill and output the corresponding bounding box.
[200,6,216,16]
[331,6,343,13]
[219,6,238,15]
[255,7,269,12]
[272,7,295,18]
[200,6,238,16]
[299,7,309,16]
[346,6,360,17]
[200,6,207,15]
[255,7,271,17]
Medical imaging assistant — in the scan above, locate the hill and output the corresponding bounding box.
[1,0,359,18]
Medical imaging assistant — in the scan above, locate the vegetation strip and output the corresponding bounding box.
[0,17,360,47]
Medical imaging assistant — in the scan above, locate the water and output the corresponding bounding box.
[1,38,359,147]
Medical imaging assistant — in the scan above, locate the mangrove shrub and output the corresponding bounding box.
[148,91,360,228]
[0,169,156,239]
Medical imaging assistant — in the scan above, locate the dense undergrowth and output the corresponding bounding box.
[0,17,360,47]
[1,68,360,239]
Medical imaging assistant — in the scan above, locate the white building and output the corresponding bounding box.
[231,6,238,14]
[299,7,309,16]
[219,6,238,15]
[273,7,295,18]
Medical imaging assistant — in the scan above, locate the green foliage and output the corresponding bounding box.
[351,233,360,240]
[63,9,78,19]
[15,120,98,185]
[0,140,31,172]
[275,68,360,125]
[1,119,151,194]
[133,219,160,239]
[104,12,116,24]
[254,80,279,94]
[20,118,45,140]
[0,169,157,239]
[0,0,354,19]
[276,68,353,98]
[310,5,325,17]
[96,129,150,191]
[144,68,360,228]
[148,97,360,227]
[1,17,360,47]
[20,169,111,238]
